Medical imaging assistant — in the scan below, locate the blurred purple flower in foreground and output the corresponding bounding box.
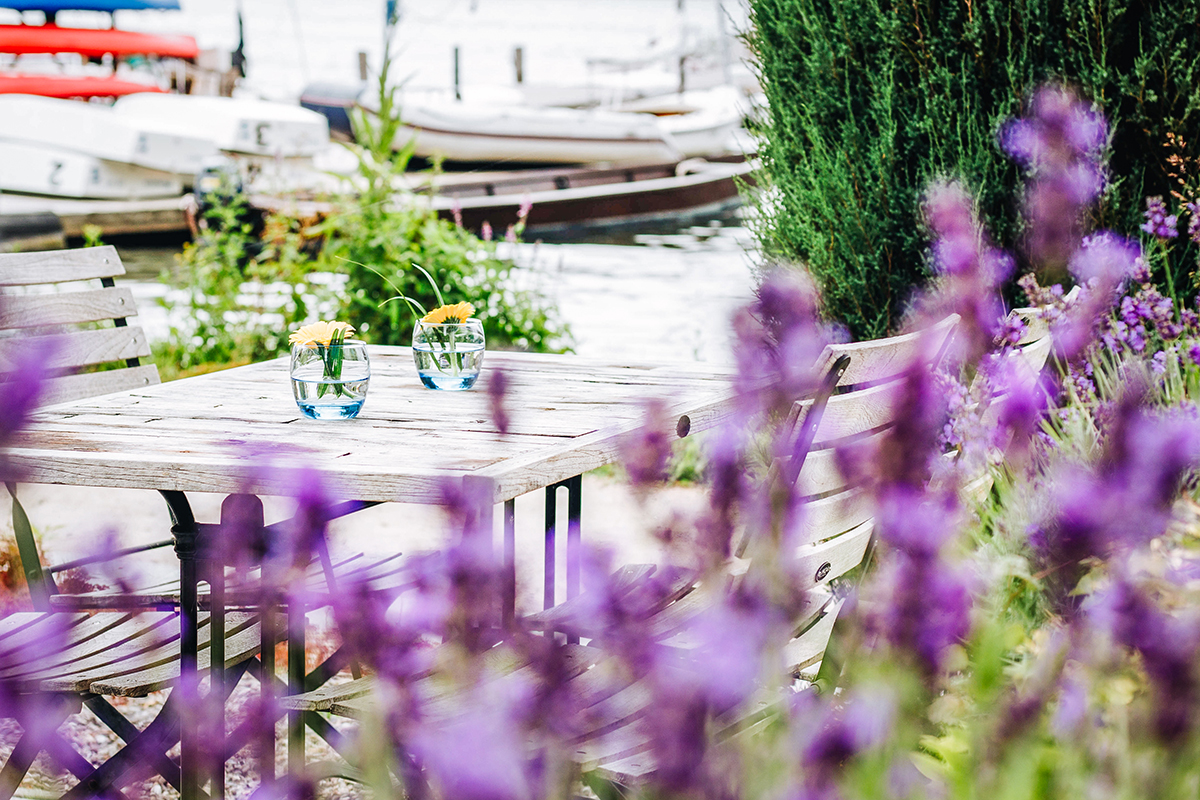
[999,84,1107,272]
[1089,578,1200,745]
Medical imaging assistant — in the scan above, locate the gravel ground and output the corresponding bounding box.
[1,671,366,800]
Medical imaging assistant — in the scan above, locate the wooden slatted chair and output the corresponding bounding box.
[276,316,961,791]
[0,246,408,795]
[0,245,166,611]
[0,246,410,610]
[0,609,262,799]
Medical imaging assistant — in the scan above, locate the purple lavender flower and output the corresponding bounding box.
[737,269,831,419]
[621,400,675,488]
[1187,201,1200,245]
[1089,578,1200,745]
[487,368,511,435]
[869,486,973,676]
[920,180,1008,362]
[1141,196,1179,239]
[999,85,1107,169]
[793,687,895,797]
[1000,85,1109,270]
[1036,392,1200,609]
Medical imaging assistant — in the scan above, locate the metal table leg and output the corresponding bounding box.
[159,490,200,800]
[544,476,583,642]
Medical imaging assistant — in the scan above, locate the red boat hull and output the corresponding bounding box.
[0,73,165,98]
[0,24,198,59]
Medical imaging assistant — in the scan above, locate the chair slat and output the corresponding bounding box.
[815,313,958,388]
[788,378,902,445]
[0,245,125,286]
[783,594,843,671]
[38,365,160,406]
[0,327,153,372]
[0,286,137,330]
[793,519,873,588]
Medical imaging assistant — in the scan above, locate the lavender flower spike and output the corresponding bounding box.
[1141,196,1179,239]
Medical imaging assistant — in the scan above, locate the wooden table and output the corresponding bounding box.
[7,346,737,797]
[12,347,735,504]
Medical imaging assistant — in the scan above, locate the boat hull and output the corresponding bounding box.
[0,140,182,199]
[434,160,753,234]
[0,25,199,59]
[0,73,164,98]
[113,94,331,158]
[0,94,216,178]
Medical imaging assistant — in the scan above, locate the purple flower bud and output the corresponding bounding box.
[621,399,675,488]
[1089,578,1200,745]
[487,368,511,434]
[1141,196,1179,239]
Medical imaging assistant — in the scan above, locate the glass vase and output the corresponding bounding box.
[290,340,371,419]
[412,319,485,390]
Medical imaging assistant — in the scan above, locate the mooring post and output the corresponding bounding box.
[514,46,524,84]
[454,45,462,100]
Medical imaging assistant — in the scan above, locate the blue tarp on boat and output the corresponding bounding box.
[0,0,180,11]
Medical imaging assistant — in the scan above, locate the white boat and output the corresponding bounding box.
[373,94,683,165]
[0,139,181,199]
[0,94,217,179]
[616,86,748,158]
[112,93,331,158]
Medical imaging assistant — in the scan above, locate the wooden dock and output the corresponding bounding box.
[0,194,190,251]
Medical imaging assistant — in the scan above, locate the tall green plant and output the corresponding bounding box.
[313,20,567,352]
[747,0,1200,339]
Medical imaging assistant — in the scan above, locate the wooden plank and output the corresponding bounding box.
[793,488,873,548]
[0,326,152,372]
[39,365,160,407]
[784,596,842,671]
[89,615,262,696]
[817,314,958,388]
[0,286,137,329]
[792,520,873,587]
[0,245,124,286]
[788,379,902,445]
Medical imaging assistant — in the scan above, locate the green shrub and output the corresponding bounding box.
[746,0,1200,338]
[311,25,568,352]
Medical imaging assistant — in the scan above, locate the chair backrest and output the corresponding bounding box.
[0,245,159,407]
[775,315,959,673]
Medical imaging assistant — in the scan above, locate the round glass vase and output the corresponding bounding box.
[412,319,486,390]
[290,339,371,419]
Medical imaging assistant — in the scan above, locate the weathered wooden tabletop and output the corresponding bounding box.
[9,347,737,504]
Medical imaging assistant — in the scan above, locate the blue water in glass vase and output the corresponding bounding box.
[291,340,371,419]
[412,319,485,391]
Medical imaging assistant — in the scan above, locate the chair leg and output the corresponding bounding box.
[288,602,306,775]
[0,729,42,800]
[83,695,182,791]
[0,695,82,800]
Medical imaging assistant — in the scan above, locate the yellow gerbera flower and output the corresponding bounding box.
[421,302,476,324]
[289,320,355,346]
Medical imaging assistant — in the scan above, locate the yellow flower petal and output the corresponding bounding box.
[289,320,355,346]
[421,302,476,324]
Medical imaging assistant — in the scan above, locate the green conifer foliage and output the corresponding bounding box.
[746,0,1200,339]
